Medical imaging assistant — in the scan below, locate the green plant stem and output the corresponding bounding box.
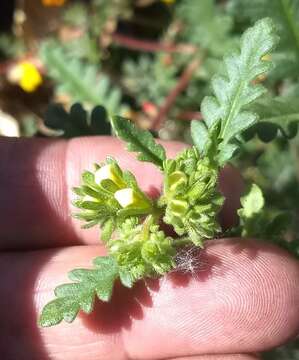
[173,237,193,247]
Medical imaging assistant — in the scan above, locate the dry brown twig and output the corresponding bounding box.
[111,32,197,54]
[152,56,202,130]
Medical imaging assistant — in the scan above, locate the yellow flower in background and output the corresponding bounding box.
[161,0,175,4]
[8,62,43,93]
[42,0,66,6]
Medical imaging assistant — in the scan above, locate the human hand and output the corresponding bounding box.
[0,136,298,360]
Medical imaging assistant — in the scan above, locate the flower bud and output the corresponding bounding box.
[169,199,188,216]
[162,147,223,246]
[168,171,187,193]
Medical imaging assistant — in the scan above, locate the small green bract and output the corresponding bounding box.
[39,18,290,327]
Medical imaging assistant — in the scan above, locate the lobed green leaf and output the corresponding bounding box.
[44,103,111,138]
[40,42,124,114]
[39,256,119,327]
[238,184,265,219]
[228,0,299,79]
[243,96,299,141]
[190,120,210,155]
[111,116,166,169]
[197,18,279,164]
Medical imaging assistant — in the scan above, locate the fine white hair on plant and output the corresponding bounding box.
[173,246,207,278]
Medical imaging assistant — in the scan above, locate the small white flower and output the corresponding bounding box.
[94,164,122,187]
[114,188,136,208]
